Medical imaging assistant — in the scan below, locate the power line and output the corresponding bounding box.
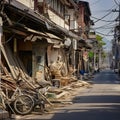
[93,5,118,23]
[90,0,101,6]
[112,3,120,32]
[92,9,115,13]
[94,11,113,23]
[114,0,120,5]
[92,5,118,38]
[91,16,115,22]
[93,26,115,30]
[95,31,114,36]
[92,23,116,30]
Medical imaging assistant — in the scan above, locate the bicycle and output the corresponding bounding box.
[15,80,53,113]
[0,69,52,116]
[0,81,34,116]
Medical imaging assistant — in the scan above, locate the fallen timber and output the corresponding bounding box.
[0,43,53,106]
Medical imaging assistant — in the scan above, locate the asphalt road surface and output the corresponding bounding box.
[11,69,120,120]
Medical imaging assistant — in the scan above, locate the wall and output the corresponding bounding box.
[16,0,34,9]
[69,9,78,30]
[32,40,48,80]
[77,4,85,31]
[48,10,69,30]
[18,40,32,51]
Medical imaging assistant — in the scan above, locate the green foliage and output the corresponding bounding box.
[96,35,103,41]
[102,51,107,59]
[96,34,106,60]
[96,35,106,48]
[89,51,94,58]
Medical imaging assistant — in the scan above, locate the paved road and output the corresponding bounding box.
[11,69,120,120]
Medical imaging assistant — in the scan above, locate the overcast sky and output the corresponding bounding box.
[83,0,120,51]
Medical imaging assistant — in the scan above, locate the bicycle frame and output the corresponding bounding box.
[0,88,16,114]
[0,86,22,113]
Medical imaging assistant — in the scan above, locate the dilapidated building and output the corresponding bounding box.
[0,0,93,87]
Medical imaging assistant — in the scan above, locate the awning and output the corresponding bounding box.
[24,35,61,45]
[24,26,63,43]
[23,27,62,44]
[46,38,61,44]
[78,39,92,49]
[53,44,61,48]
[45,32,62,41]
[84,43,92,49]
[25,35,59,44]
[4,0,80,40]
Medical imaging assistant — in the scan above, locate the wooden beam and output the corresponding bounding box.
[0,44,17,79]
[11,29,28,36]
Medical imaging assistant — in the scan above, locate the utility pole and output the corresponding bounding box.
[112,4,120,37]
[118,4,120,36]
[0,17,3,87]
[112,3,120,73]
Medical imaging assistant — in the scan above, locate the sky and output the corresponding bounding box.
[82,0,120,51]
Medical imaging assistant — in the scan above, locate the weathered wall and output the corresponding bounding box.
[48,10,69,30]
[16,0,34,9]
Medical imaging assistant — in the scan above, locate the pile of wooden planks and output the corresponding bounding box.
[0,44,53,106]
[0,61,16,91]
[1,44,29,79]
[0,44,35,89]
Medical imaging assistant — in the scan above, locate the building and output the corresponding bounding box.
[0,0,93,87]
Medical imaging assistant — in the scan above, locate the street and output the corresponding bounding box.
[10,69,120,120]
[1,0,120,120]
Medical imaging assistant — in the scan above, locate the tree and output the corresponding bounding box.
[96,34,106,69]
[96,35,106,48]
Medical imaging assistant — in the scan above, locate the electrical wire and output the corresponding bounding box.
[93,5,118,23]
[94,11,113,23]
[95,31,114,36]
[91,4,119,39]
[92,23,116,30]
[91,16,115,22]
[114,0,120,5]
[90,0,101,6]
[92,9,115,13]
[93,26,115,30]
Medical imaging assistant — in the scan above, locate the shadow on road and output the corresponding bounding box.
[51,105,120,120]
[50,95,120,120]
[92,69,120,84]
[9,69,120,120]
[73,95,120,103]
[50,69,120,120]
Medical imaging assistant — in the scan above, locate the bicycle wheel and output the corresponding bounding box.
[14,94,34,115]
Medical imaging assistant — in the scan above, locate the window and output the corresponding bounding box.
[49,0,65,17]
